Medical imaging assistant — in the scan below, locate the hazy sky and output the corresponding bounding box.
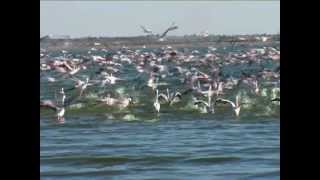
[40,1,280,38]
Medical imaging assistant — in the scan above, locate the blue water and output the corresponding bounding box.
[40,116,279,180]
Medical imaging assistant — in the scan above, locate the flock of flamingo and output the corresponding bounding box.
[40,25,280,123]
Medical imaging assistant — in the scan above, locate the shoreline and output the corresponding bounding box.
[40,34,280,52]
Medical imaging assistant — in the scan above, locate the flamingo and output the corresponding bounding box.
[40,88,75,123]
[153,89,161,113]
[96,94,133,109]
[40,100,65,122]
[158,22,179,41]
[68,77,94,97]
[157,88,182,106]
[193,85,215,113]
[140,25,153,35]
[215,95,242,117]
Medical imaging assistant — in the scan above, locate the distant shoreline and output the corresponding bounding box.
[40,34,280,51]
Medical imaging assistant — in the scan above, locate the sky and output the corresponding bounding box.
[40,1,280,38]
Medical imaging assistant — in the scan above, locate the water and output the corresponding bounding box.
[41,45,280,179]
[41,116,279,179]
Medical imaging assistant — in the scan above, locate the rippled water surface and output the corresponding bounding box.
[41,116,279,180]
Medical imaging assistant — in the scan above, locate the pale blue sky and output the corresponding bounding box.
[40,1,280,38]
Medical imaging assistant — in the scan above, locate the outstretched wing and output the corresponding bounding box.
[169,92,182,105]
[158,93,169,103]
[215,98,235,108]
[40,35,50,42]
[271,98,280,102]
[140,25,152,34]
[140,25,146,31]
[40,100,58,111]
[69,76,81,82]
[63,94,81,107]
[173,92,182,100]
[194,100,209,107]
[160,24,178,38]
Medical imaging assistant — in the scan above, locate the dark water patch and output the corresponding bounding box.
[41,155,187,169]
[246,170,280,180]
[41,169,128,178]
[41,155,135,166]
[235,146,279,154]
[134,155,185,166]
[184,156,241,165]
